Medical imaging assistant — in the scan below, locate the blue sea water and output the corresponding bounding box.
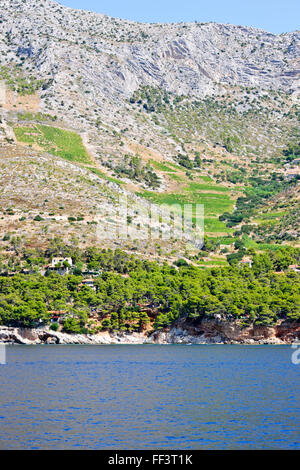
[0,344,299,449]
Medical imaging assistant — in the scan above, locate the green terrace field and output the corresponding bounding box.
[253,211,289,225]
[185,182,233,193]
[213,236,235,245]
[17,112,58,123]
[137,179,236,234]
[242,234,285,251]
[89,167,125,186]
[14,124,91,164]
[196,257,229,267]
[149,160,176,173]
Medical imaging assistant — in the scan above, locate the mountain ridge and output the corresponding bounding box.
[27,0,300,34]
[0,0,299,260]
[0,0,299,339]
[1,0,299,102]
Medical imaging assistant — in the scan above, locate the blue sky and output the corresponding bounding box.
[58,0,299,33]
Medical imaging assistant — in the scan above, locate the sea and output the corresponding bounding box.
[0,344,299,449]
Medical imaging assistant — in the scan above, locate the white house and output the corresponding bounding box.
[239,256,253,268]
[44,257,73,275]
[51,257,73,268]
[79,279,96,291]
[288,265,300,273]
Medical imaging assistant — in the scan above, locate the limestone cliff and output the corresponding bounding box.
[0,318,299,345]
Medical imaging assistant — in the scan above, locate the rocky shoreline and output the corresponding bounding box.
[0,318,299,345]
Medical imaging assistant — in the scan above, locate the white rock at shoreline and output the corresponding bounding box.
[0,323,296,345]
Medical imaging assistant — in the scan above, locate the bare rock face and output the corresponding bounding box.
[154,318,300,344]
[0,0,299,106]
[0,0,299,169]
[0,326,151,345]
[0,320,299,345]
[0,326,41,344]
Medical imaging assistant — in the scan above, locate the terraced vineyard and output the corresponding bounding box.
[137,166,239,237]
[0,0,298,272]
[14,124,91,164]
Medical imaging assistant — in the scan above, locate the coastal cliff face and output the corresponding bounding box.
[153,318,300,344]
[0,326,149,345]
[0,318,299,345]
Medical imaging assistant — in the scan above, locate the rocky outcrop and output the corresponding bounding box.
[0,319,299,345]
[0,326,151,345]
[152,317,300,344]
[0,0,299,109]
[0,0,299,172]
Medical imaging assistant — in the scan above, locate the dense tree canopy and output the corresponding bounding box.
[0,248,299,333]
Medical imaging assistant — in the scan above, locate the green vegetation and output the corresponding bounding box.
[130,85,299,159]
[130,150,239,238]
[89,167,125,186]
[0,247,299,331]
[139,187,234,215]
[176,153,194,169]
[14,125,91,164]
[255,211,288,221]
[168,173,184,182]
[0,65,46,95]
[17,112,57,123]
[242,235,283,251]
[138,190,234,215]
[282,141,300,161]
[198,175,214,182]
[220,176,297,228]
[138,181,235,234]
[185,182,231,193]
[149,160,176,173]
[205,218,233,233]
[111,155,160,188]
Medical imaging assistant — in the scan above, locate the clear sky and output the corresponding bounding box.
[57,0,299,34]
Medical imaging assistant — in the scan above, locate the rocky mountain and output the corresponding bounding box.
[0,0,299,144]
[1,0,299,100]
[0,0,299,342]
[0,0,299,262]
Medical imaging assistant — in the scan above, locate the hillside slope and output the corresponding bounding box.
[0,0,299,263]
[0,0,299,162]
